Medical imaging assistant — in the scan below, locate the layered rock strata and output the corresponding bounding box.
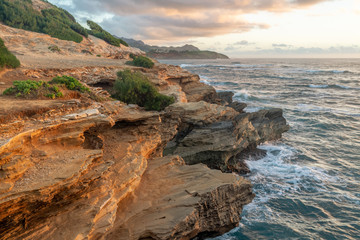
[0,99,257,240]
[0,23,289,239]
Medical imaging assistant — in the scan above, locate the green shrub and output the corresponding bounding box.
[96,54,101,57]
[49,75,89,92]
[46,93,55,99]
[87,20,128,47]
[112,69,174,111]
[0,38,20,69]
[3,76,89,99]
[132,56,154,69]
[2,80,63,98]
[48,45,61,53]
[0,0,88,43]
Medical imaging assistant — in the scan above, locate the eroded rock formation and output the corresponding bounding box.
[0,23,289,240]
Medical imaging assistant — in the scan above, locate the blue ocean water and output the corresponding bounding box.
[160,58,360,240]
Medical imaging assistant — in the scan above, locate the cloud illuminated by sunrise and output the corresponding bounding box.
[48,0,360,57]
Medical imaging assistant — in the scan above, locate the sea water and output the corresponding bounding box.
[160,58,360,240]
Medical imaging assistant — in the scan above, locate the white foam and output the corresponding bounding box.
[179,63,207,68]
[335,84,350,89]
[309,84,328,88]
[244,106,262,113]
[236,143,338,224]
[199,75,211,84]
[248,143,337,196]
[234,89,251,100]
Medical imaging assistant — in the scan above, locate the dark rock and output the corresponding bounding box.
[217,91,234,105]
[228,102,247,113]
[170,107,289,172]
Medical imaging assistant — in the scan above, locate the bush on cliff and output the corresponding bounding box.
[112,69,174,111]
[0,38,20,69]
[3,76,90,99]
[0,0,87,43]
[87,20,128,47]
[131,56,154,69]
[49,75,89,93]
[3,80,63,98]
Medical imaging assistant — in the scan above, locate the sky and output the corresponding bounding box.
[48,0,360,58]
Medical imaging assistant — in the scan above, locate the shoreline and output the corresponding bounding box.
[0,23,289,239]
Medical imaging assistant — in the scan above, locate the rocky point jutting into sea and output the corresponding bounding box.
[0,21,289,239]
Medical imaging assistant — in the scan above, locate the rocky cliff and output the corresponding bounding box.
[0,23,288,240]
[119,37,229,59]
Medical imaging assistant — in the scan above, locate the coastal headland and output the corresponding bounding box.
[0,21,289,239]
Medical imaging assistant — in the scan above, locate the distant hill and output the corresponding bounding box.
[0,0,88,43]
[120,37,229,59]
[0,0,127,47]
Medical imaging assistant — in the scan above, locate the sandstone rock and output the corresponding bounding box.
[0,21,292,240]
[103,155,254,240]
[0,23,142,61]
[169,108,289,172]
[166,101,238,127]
[142,64,218,103]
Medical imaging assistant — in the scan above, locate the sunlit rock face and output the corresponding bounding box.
[0,22,288,240]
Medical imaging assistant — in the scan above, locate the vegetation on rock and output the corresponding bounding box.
[0,0,88,43]
[112,69,174,111]
[3,80,63,98]
[0,37,20,69]
[130,55,154,69]
[49,75,89,93]
[87,20,128,47]
[3,76,89,99]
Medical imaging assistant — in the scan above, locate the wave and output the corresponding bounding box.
[308,84,358,90]
[179,63,208,68]
[251,75,295,80]
[304,69,352,74]
[230,143,337,230]
[211,81,238,86]
[247,144,336,194]
[234,89,252,101]
[309,84,329,88]
[199,75,211,84]
[296,104,360,117]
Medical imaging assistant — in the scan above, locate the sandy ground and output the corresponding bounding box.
[0,22,146,123]
[17,54,129,69]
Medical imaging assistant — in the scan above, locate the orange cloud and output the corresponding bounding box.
[50,0,331,41]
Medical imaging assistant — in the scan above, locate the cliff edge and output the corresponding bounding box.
[0,23,288,239]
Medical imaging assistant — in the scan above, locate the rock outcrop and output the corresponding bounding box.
[0,21,289,240]
[166,104,289,172]
[0,100,257,240]
[103,155,254,240]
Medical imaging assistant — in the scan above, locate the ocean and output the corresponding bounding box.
[160,58,360,240]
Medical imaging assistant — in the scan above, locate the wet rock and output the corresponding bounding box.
[217,91,234,105]
[169,108,289,172]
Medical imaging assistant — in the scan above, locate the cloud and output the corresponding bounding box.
[48,0,331,41]
[234,40,255,46]
[272,43,293,48]
[227,45,360,57]
[225,40,256,51]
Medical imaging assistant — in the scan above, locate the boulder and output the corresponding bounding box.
[217,91,234,105]
[168,108,289,172]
